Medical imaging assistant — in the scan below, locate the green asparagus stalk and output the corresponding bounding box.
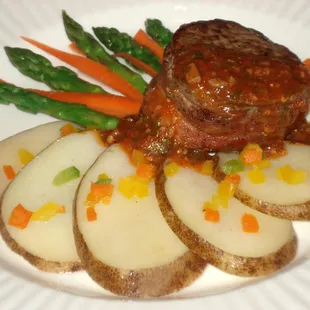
[0,82,119,130]
[92,27,161,72]
[62,11,147,93]
[145,19,173,48]
[5,47,107,93]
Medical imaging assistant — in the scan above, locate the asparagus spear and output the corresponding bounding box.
[5,47,107,93]
[62,11,147,93]
[145,19,173,48]
[0,82,119,130]
[93,27,161,72]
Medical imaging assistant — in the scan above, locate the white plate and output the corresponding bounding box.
[1,0,310,309]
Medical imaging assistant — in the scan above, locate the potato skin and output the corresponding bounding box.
[73,180,207,298]
[155,166,297,277]
[0,192,82,273]
[213,165,310,220]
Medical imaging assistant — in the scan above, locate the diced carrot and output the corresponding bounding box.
[60,123,79,137]
[204,208,220,223]
[240,143,263,165]
[91,183,114,197]
[68,43,86,57]
[136,163,155,179]
[30,90,142,118]
[86,206,97,222]
[224,173,241,185]
[3,165,16,180]
[134,29,164,62]
[8,204,33,229]
[21,37,143,101]
[304,58,310,69]
[242,213,259,233]
[114,52,158,77]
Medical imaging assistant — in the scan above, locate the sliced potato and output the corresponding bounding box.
[0,131,105,273]
[0,121,68,196]
[156,165,296,277]
[215,142,310,220]
[74,144,207,297]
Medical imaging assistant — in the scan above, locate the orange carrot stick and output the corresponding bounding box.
[21,37,143,101]
[3,165,16,180]
[114,52,158,77]
[134,30,164,63]
[29,89,142,118]
[242,213,259,233]
[86,206,97,222]
[69,43,86,57]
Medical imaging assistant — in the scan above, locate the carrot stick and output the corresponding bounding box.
[69,43,86,57]
[114,52,158,77]
[29,89,142,118]
[134,29,164,63]
[21,37,143,101]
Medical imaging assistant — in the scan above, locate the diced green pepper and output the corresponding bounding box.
[95,178,112,185]
[222,159,245,175]
[53,166,80,186]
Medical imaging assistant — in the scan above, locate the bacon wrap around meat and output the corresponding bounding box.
[142,19,310,151]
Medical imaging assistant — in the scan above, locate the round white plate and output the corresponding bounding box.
[1,0,310,309]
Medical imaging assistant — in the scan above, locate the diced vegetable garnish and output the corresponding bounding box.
[255,159,271,169]
[118,175,149,199]
[217,180,236,198]
[185,63,201,84]
[91,183,114,198]
[247,166,266,184]
[212,194,228,209]
[18,148,34,165]
[60,123,79,137]
[242,213,259,233]
[95,173,112,184]
[8,204,33,229]
[224,173,241,185]
[276,164,307,184]
[201,160,213,175]
[240,143,263,165]
[204,207,220,223]
[87,206,97,222]
[136,162,155,179]
[132,149,146,164]
[53,166,80,186]
[3,165,16,180]
[31,202,65,222]
[222,159,244,175]
[164,162,179,177]
[202,201,218,211]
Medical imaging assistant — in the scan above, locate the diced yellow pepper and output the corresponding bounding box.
[98,173,109,180]
[247,166,266,184]
[276,164,293,183]
[118,175,149,199]
[217,180,236,198]
[18,148,34,165]
[164,162,179,177]
[202,201,218,211]
[132,149,146,165]
[31,202,65,222]
[255,160,271,169]
[276,165,307,184]
[212,194,229,209]
[290,170,307,184]
[201,160,213,175]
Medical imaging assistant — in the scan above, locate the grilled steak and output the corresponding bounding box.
[155,19,310,151]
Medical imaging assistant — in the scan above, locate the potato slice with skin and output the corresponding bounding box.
[156,165,296,277]
[215,142,310,220]
[0,131,106,273]
[74,144,207,298]
[0,121,68,196]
